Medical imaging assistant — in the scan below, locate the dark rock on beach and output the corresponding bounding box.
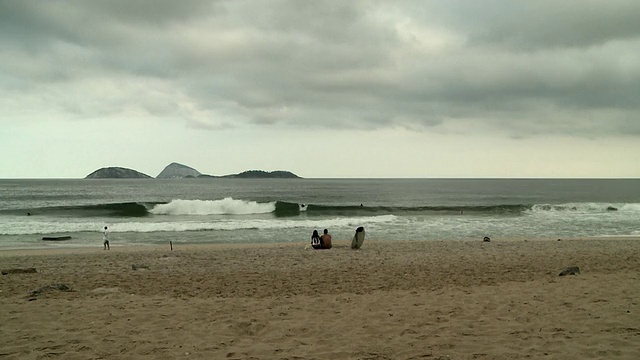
[30,283,71,296]
[559,266,580,276]
[132,264,150,270]
[483,236,491,242]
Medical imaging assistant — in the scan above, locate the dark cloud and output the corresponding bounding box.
[425,0,640,49]
[81,0,221,25]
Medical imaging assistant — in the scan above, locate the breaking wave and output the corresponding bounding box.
[5,199,640,220]
[527,203,640,214]
[150,198,276,215]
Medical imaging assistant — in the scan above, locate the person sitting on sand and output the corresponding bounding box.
[320,228,332,249]
[311,230,323,249]
[103,226,110,250]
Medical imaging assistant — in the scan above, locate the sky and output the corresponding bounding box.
[2,1,639,179]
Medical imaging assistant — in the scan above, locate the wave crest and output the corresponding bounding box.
[527,203,640,214]
[150,198,276,216]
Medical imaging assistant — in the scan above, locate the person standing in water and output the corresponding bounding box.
[103,226,110,250]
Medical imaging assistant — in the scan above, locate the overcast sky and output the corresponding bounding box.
[2,1,639,178]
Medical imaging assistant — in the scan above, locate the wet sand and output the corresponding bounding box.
[1,238,639,359]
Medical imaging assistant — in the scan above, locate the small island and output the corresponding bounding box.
[220,170,299,179]
[156,163,201,179]
[85,167,152,179]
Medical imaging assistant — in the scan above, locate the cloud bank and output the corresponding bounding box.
[1,1,639,177]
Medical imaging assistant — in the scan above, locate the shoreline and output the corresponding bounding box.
[1,235,638,256]
[1,238,639,359]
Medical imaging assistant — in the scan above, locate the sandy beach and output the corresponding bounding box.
[1,238,639,359]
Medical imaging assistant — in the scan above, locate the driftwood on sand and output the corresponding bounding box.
[2,268,37,275]
[29,284,72,297]
[41,236,72,241]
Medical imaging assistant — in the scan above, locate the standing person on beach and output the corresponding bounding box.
[103,226,110,250]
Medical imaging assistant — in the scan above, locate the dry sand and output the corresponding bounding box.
[1,238,639,359]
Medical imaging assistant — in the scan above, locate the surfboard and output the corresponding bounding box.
[351,226,365,249]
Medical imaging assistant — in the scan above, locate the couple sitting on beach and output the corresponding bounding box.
[311,229,332,250]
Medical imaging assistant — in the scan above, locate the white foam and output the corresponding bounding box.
[528,202,640,214]
[111,214,398,233]
[0,214,398,235]
[619,203,640,213]
[150,198,276,216]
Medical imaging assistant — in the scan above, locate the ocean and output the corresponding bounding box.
[1,178,639,250]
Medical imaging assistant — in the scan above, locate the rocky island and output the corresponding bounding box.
[85,167,152,179]
[85,163,300,179]
[220,170,299,179]
[156,163,201,179]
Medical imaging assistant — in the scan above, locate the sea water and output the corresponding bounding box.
[0,178,639,249]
